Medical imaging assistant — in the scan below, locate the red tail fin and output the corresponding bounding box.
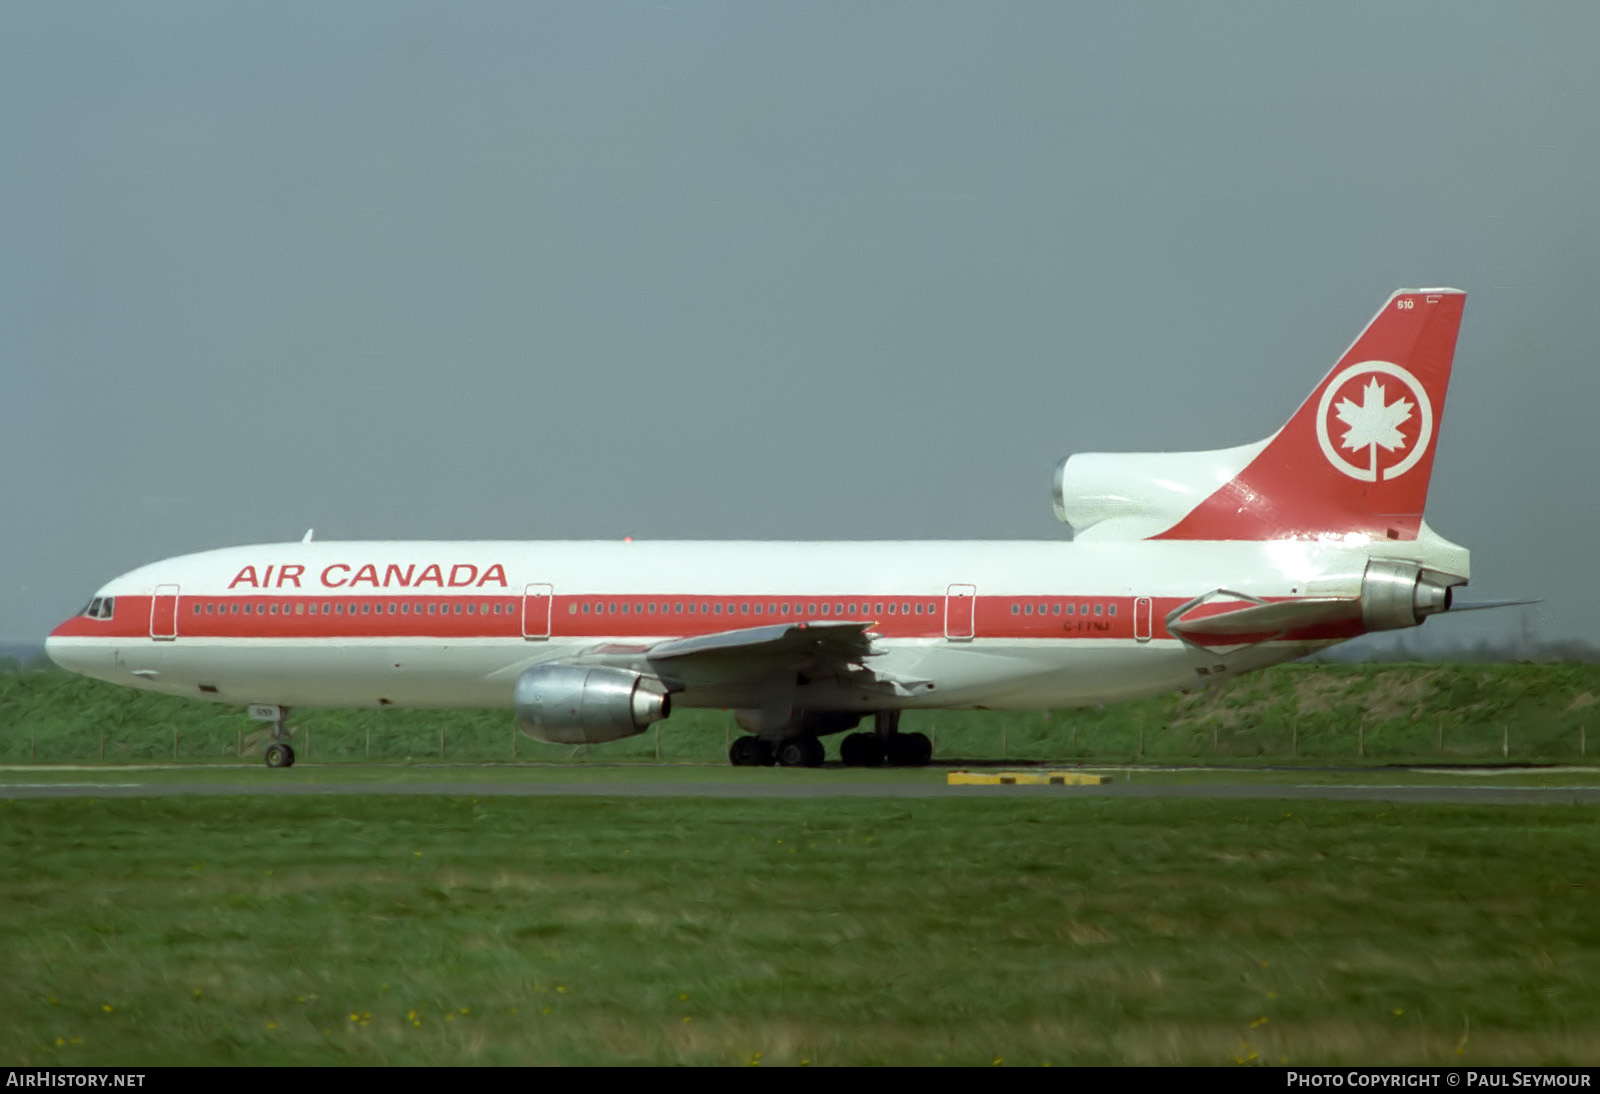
[1153,288,1465,542]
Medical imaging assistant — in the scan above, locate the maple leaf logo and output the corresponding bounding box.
[1334,378,1413,477]
[1315,361,1433,483]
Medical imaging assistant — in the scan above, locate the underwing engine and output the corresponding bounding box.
[1361,559,1457,632]
[513,664,672,744]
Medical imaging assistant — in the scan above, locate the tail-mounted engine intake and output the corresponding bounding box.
[1361,559,1457,632]
[514,664,672,745]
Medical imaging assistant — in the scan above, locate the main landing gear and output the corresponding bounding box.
[728,733,825,767]
[843,711,931,767]
[726,711,932,768]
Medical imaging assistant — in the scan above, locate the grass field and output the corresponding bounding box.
[5,661,1600,766]
[3,791,1599,1066]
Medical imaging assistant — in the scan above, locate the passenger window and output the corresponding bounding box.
[270,605,279,615]
[713,604,722,615]
[1094,604,1103,616]
[193,604,201,614]
[296,603,305,615]
[244,605,253,615]
[1109,604,1117,616]
[821,604,830,616]
[1011,604,1019,615]
[1024,604,1033,615]
[622,603,630,614]
[807,604,817,616]
[1052,604,1060,616]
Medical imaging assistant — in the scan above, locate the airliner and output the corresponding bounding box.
[47,289,1475,769]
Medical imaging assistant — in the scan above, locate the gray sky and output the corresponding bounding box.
[5,3,1598,648]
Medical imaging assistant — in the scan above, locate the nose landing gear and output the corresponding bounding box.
[253,705,296,769]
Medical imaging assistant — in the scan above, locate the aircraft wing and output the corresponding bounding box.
[564,620,892,691]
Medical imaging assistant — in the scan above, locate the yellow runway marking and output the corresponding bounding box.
[946,770,1110,787]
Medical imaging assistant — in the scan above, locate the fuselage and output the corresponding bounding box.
[44,533,1456,716]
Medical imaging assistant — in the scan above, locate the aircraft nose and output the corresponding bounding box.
[44,622,73,671]
[45,617,100,676]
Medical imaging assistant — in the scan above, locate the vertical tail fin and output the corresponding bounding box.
[1152,288,1465,542]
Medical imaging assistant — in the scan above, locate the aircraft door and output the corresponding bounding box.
[944,584,977,641]
[151,585,180,641]
[1134,596,1153,643]
[522,583,553,640]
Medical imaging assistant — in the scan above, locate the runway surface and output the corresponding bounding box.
[4,779,1600,804]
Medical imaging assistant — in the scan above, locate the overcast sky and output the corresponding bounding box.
[5,3,1597,648]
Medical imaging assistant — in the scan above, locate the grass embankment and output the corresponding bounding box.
[3,663,1599,765]
[3,795,1597,1066]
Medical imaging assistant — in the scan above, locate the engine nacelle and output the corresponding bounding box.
[1361,559,1456,632]
[513,664,672,745]
[1051,442,1266,541]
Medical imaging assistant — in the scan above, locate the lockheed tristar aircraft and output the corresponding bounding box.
[49,289,1476,769]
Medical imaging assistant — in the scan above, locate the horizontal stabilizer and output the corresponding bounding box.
[1445,599,1542,613]
[1170,597,1360,639]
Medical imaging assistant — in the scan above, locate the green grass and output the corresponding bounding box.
[4,662,1600,765]
[3,794,1599,1065]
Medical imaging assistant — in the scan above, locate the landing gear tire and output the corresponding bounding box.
[264,742,296,769]
[885,731,932,767]
[729,735,774,767]
[839,732,885,767]
[775,736,825,768]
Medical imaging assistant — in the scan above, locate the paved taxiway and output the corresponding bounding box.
[4,780,1600,804]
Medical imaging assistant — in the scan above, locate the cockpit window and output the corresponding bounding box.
[82,597,115,620]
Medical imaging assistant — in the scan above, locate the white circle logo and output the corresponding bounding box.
[1315,360,1433,482]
